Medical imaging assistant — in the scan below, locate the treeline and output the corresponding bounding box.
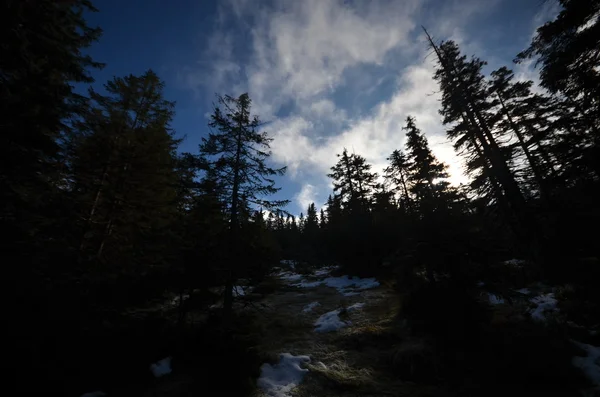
[266,2,600,288]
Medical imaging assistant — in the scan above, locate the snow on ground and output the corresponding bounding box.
[488,293,505,305]
[257,353,311,397]
[505,259,527,267]
[314,303,365,333]
[313,266,338,277]
[150,357,172,378]
[529,293,559,321]
[314,309,347,333]
[515,288,531,295]
[276,265,380,296]
[296,275,380,295]
[280,260,298,269]
[572,341,600,387]
[347,302,365,310]
[233,285,253,297]
[303,302,321,313]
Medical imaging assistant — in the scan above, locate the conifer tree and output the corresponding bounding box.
[319,208,327,229]
[200,93,288,317]
[425,32,534,244]
[488,67,557,199]
[72,70,180,267]
[328,148,378,210]
[1,0,104,271]
[403,116,450,210]
[517,0,599,113]
[517,0,600,179]
[384,149,412,211]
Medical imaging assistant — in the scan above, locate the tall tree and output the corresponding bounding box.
[2,2,104,392]
[1,0,103,271]
[305,203,319,235]
[72,70,180,268]
[488,67,558,199]
[425,32,535,247]
[328,148,378,210]
[404,116,451,210]
[517,0,600,178]
[200,93,288,318]
[516,0,599,114]
[384,149,413,211]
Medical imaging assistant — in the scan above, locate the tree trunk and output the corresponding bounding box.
[223,120,244,323]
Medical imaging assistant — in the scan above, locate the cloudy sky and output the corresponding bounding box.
[88,0,558,214]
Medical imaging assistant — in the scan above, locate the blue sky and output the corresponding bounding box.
[86,0,559,214]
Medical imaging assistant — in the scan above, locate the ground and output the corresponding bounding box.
[250,264,444,397]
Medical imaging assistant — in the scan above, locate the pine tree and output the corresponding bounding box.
[488,66,558,199]
[328,148,378,210]
[200,93,289,317]
[517,0,600,179]
[1,0,104,276]
[517,0,599,114]
[319,208,327,229]
[384,149,412,211]
[72,70,180,268]
[403,116,450,211]
[425,32,535,245]
[305,203,319,234]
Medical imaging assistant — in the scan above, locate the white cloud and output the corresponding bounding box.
[185,0,546,211]
[268,60,469,186]
[295,183,317,211]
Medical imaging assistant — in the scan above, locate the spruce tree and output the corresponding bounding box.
[384,149,412,211]
[517,0,600,179]
[72,70,180,269]
[1,0,104,278]
[488,67,558,199]
[200,93,288,317]
[517,0,599,113]
[425,32,535,245]
[328,148,378,210]
[403,116,450,210]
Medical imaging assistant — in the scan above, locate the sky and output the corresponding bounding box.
[86,0,560,214]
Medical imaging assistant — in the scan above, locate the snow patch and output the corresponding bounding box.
[233,285,252,297]
[303,302,321,313]
[347,302,365,311]
[314,303,365,333]
[529,293,559,321]
[314,266,337,276]
[279,272,304,282]
[314,309,347,333]
[504,258,527,267]
[257,353,311,397]
[150,357,172,378]
[296,275,379,295]
[515,288,531,295]
[572,341,600,386]
[280,260,298,269]
[488,293,505,305]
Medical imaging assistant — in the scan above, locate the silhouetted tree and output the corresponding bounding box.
[200,93,289,318]
[328,148,378,211]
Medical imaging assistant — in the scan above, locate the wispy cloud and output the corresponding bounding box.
[185,0,552,212]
